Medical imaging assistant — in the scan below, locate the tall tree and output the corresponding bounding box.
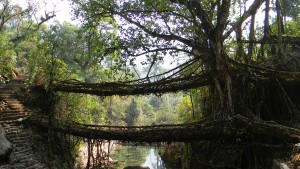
[0,0,56,75]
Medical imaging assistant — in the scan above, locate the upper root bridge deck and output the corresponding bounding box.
[53,73,213,96]
[52,61,300,97]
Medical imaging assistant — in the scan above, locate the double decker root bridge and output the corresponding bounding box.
[36,60,300,143]
[2,60,300,144]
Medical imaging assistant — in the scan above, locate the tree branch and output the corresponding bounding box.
[115,11,196,48]
[224,0,264,39]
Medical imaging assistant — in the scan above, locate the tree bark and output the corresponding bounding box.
[276,0,285,59]
[247,14,256,63]
[264,0,270,39]
[235,25,245,61]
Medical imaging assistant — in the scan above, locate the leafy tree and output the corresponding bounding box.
[70,0,275,115]
[175,96,193,123]
[136,98,155,125]
[124,98,139,126]
[56,93,107,124]
[0,0,55,76]
[281,0,300,20]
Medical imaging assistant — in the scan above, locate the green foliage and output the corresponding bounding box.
[0,32,15,75]
[125,99,140,126]
[136,99,155,125]
[175,90,204,123]
[281,0,300,20]
[70,0,197,74]
[285,20,300,36]
[56,93,107,124]
[175,96,193,123]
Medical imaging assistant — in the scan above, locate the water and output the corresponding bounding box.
[110,145,168,169]
[142,148,166,169]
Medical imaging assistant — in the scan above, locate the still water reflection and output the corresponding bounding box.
[110,145,168,169]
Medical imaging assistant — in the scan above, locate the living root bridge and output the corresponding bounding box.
[52,73,212,96]
[52,63,300,97]
[28,115,300,144]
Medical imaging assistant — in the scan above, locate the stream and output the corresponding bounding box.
[110,145,178,169]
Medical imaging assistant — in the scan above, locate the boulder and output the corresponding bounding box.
[0,125,12,161]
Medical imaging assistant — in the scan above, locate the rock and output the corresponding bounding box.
[0,125,12,161]
[160,144,182,166]
[273,159,290,169]
[293,143,300,154]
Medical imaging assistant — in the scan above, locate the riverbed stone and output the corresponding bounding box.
[0,125,12,161]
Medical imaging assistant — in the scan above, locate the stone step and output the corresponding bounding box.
[11,138,30,143]
[8,136,29,142]
[17,151,34,156]
[1,110,27,115]
[2,109,26,113]
[5,103,22,107]
[10,135,29,140]
[4,99,21,102]
[10,140,29,145]
[4,126,20,133]
[1,110,27,114]
[5,101,23,105]
[0,115,28,121]
[10,135,30,141]
[0,95,13,98]
[0,165,10,169]
[4,114,28,119]
[5,100,22,104]
[11,163,26,169]
[8,132,29,138]
[6,107,25,111]
[27,163,46,169]
[5,101,24,104]
[6,107,24,111]
[14,146,32,152]
[0,113,27,118]
[0,90,13,92]
[0,92,13,94]
[12,144,31,149]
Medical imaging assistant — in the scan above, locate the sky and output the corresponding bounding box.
[11,0,78,25]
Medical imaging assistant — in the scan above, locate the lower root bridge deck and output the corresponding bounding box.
[27,114,300,144]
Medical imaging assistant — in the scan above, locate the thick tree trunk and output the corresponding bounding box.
[247,14,256,63]
[210,38,234,115]
[276,0,285,59]
[235,25,245,61]
[264,0,270,38]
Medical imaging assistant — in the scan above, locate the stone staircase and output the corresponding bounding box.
[0,77,28,123]
[0,123,48,169]
[0,77,48,169]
